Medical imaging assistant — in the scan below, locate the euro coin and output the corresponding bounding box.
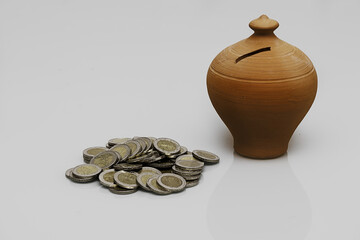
[186,179,200,188]
[137,172,160,191]
[167,146,188,159]
[90,151,118,169]
[139,167,162,175]
[72,164,102,179]
[181,174,201,181]
[83,146,107,163]
[133,137,146,155]
[125,140,141,158]
[147,160,174,169]
[192,150,220,164]
[110,144,131,162]
[114,171,138,190]
[108,138,131,147]
[171,165,202,176]
[175,155,204,171]
[113,163,143,171]
[98,169,117,188]
[157,173,186,193]
[109,186,137,195]
[65,168,96,183]
[147,176,170,195]
[153,138,181,156]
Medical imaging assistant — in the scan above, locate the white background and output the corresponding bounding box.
[1,0,360,239]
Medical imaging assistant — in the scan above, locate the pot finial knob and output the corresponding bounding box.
[249,14,279,35]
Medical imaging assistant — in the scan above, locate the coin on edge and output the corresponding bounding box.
[192,150,220,164]
[153,138,181,156]
[83,146,107,162]
[65,168,96,183]
[99,169,117,188]
[139,167,162,175]
[147,176,171,195]
[114,171,138,189]
[137,172,160,191]
[72,164,102,179]
[109,186,137,195]
[157,173,186,193]
[90,151,118,169]
[125,140,141,158]
[113,163,143,171]
[110,144,131,162]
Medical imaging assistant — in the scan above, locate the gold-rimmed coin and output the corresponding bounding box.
[109,186,137,195]
[137,172,160,191]
[90,151,118,169]
[125,140,141,158]
[98,169,117,188]
[192,150,220,164]
[108,138,131,147]
[65,168,97,183]
[153,138,181,156]
[147,176,170,195]
[114,171,138,190]
[110,144,131,162]
[157,173,186,193]
[83,147,107,163]
[72,164,102,179]
[175,154,204,171]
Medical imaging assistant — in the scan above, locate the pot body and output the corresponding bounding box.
[207,15,317,159]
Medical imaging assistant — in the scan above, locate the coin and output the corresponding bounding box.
[153,138,181,156]
[98,169,117,188]
[110,144,131,162]
[114,171,138,189]
[125,140,141,158]
[167,146,188,159]
[186,179,200,188]
[72,164,102,179]
[175,155,204,171]
[65,168,96,183]
[83,147,107,163]
[90,151,118,169]
[108,138,131,146]
[181,174,201,181]
[192,150,220,164]
[139,167,162,175]
[109,186,137,195]
[147,160,174,169]
[147,176,170,195]
[113,163,143,171]
[171,165,202,176]
[157,173,186,193]
[133,137,146,155]
[140,137,152,153]
[137,172,160,191]
[127,153,153,164]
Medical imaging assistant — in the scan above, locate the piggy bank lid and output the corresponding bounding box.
[210,15,315,81]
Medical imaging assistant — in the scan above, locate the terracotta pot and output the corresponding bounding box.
[207,15,317,159]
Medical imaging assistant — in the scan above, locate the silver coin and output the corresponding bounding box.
[139,167,162,175]
[186,179,200,188]
[90,151,118,169]
[171,165,202,176]
[65,168,96,183]
[72,164,102,179]
[146,176,171,195]
[153,138,181,156]
[110,144,131,162]
[114,171,138,190]
[98,169,117,188]
[113,163,143,171]
[192,150,220,164]
[109,186,137,195]
[108,138,131,146]
[83,146,107,162]
[125,140,141,158]
[137,172,160,191]
[157,173,186,193]
[175,154,204,171]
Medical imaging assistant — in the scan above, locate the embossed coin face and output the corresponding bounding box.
[147,176,170,195]
[90,151,118,169]
[65,168,97,183]
[175,155,204,170]
[99,169,117,188]
[110,144,131,162]
[137,172,160,191]
[108,138,131,146]
[72,164,102,179]
[157,173,186,193]
[192,150,220,164]
[139,167,162,175]
[83,147,107,163]
[153,138,181,156]
[125,140,141,158]
[114,171,138,189]
[113,163,143,171]
[109,186,137,195]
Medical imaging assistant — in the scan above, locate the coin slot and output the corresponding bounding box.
[235,47,271,63]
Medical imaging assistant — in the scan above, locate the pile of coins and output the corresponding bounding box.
[65,137,219,195]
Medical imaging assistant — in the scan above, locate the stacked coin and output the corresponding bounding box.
[66,137,219,195]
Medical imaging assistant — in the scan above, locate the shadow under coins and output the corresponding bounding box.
[207,152,312,240]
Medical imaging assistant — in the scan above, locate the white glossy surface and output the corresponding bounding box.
[1,1,360,239]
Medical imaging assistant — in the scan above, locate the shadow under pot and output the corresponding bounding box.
[207,15,317,159]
